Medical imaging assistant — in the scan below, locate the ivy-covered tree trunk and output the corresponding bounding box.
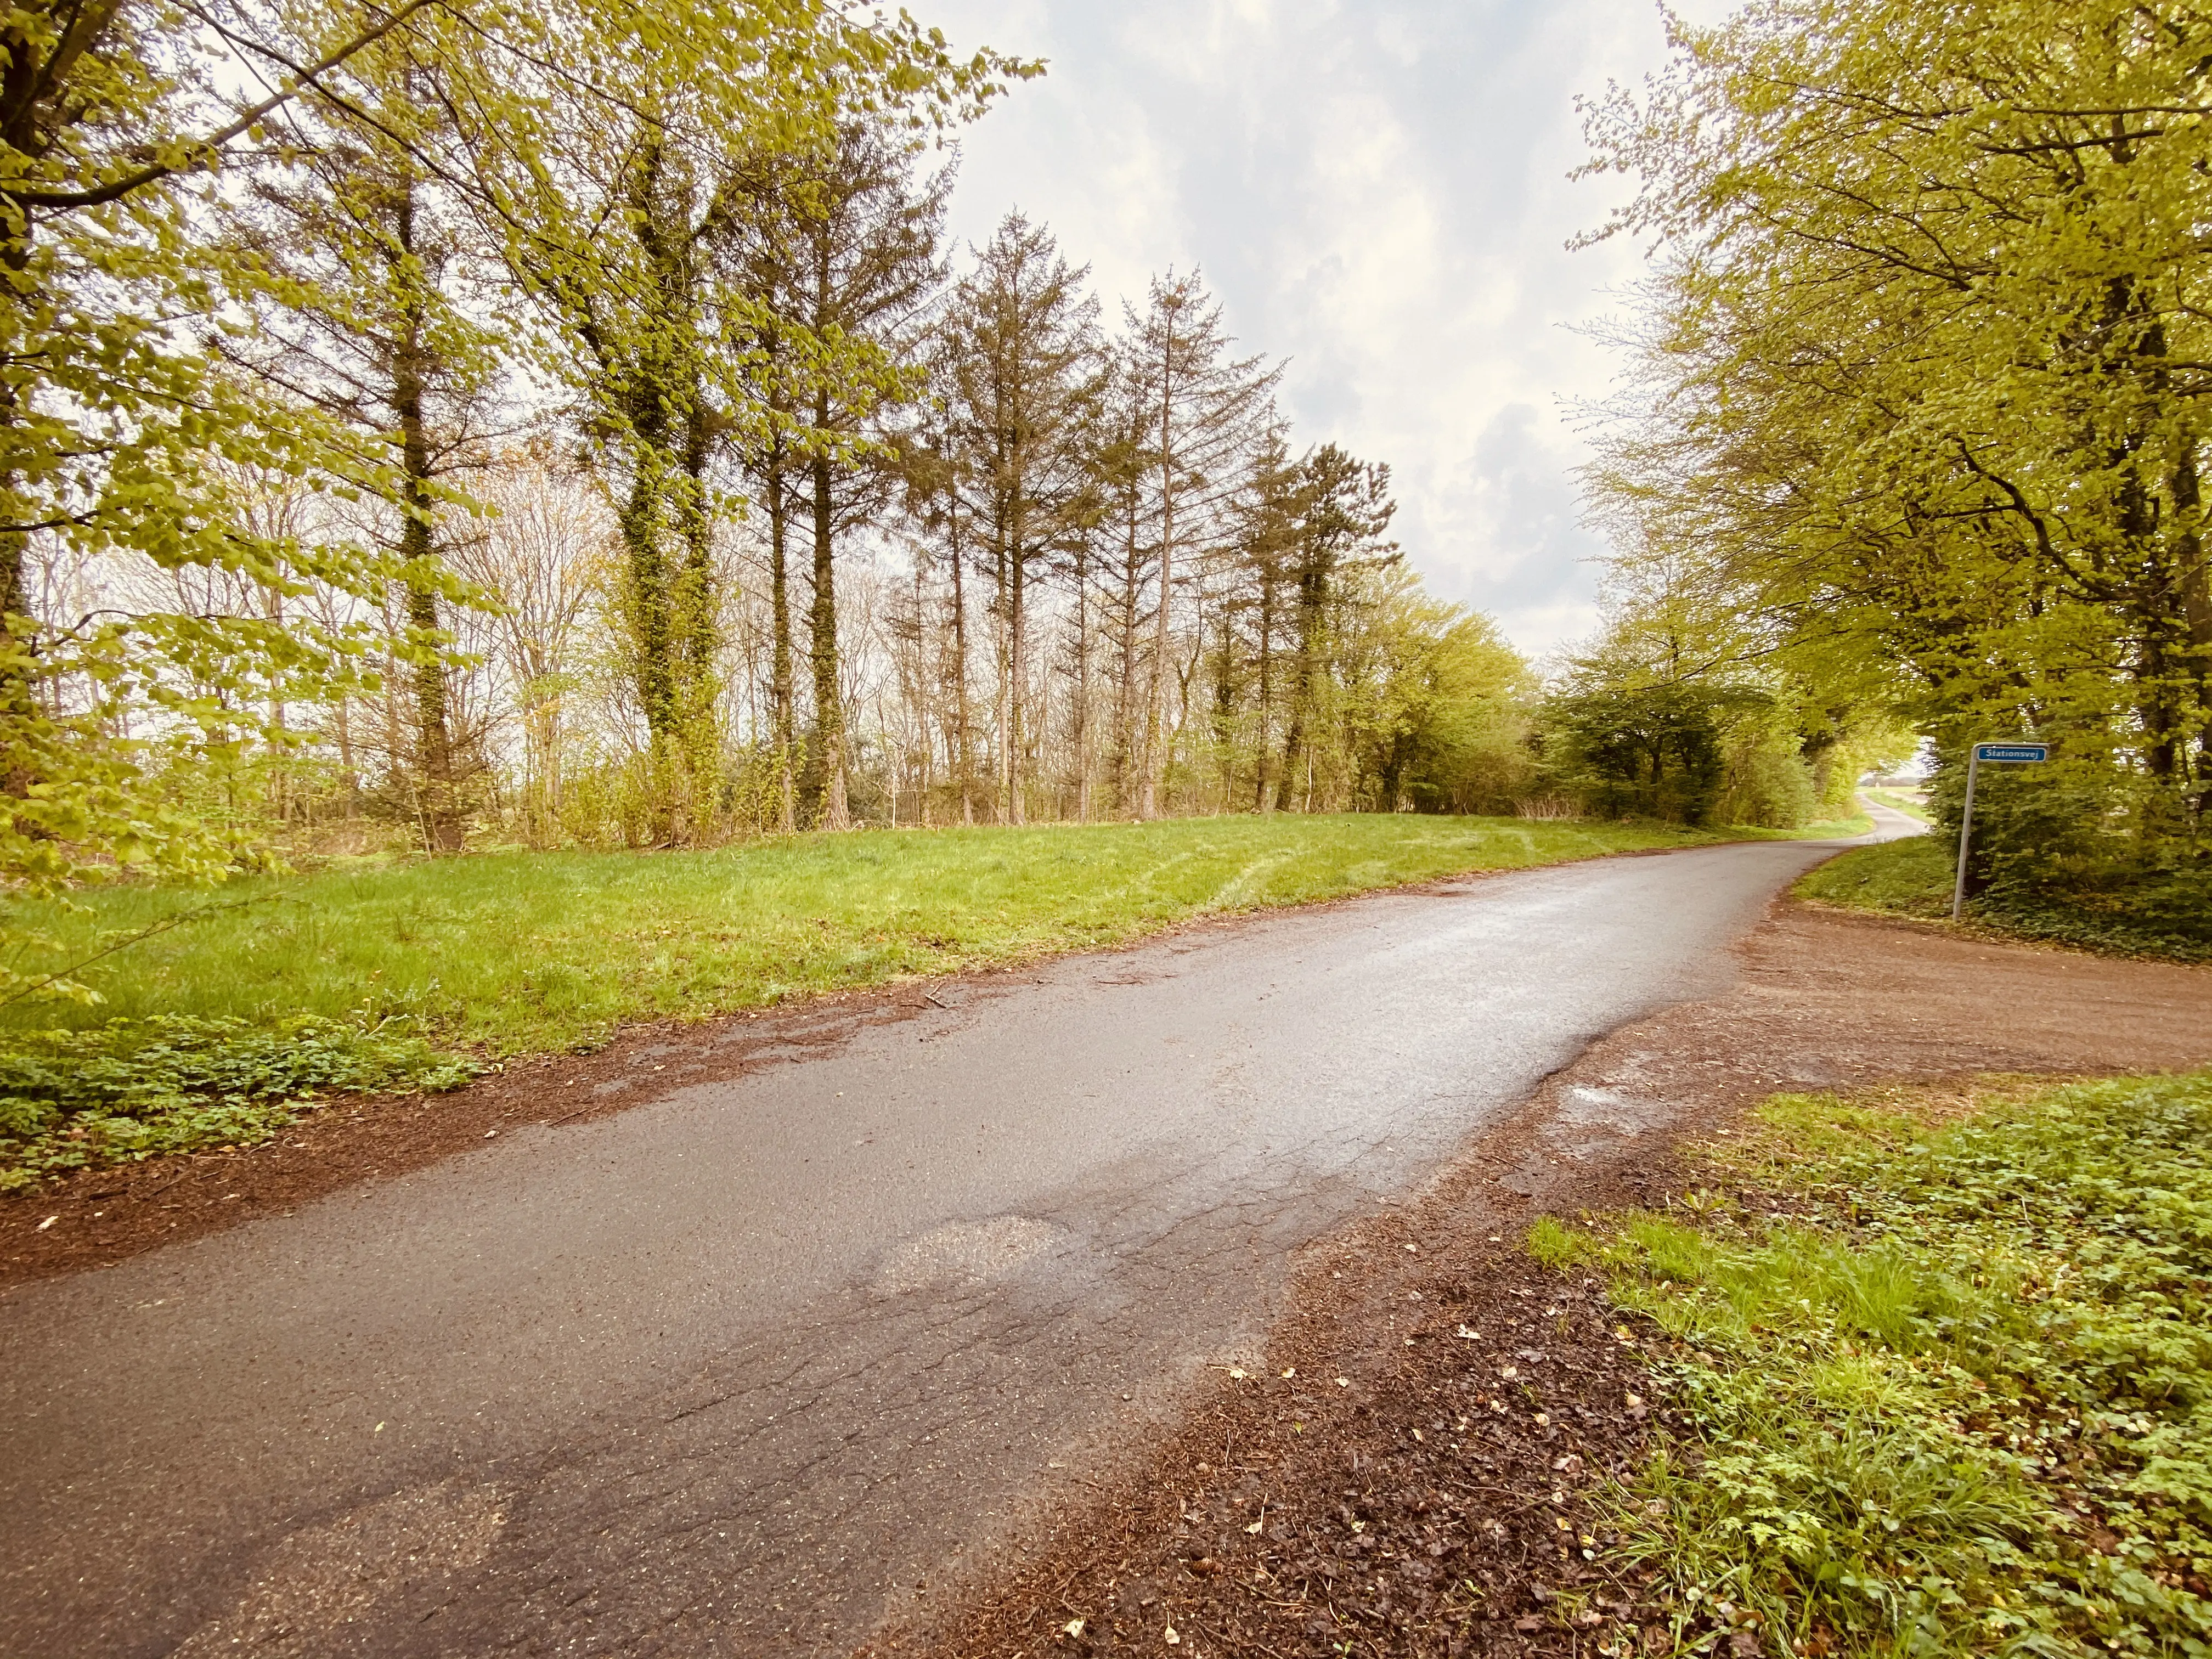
[766,450,798,834]
[809,443,850,830]
[390,180,464,855]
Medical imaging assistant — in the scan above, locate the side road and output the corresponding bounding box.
[7,834,1884,1659]
[898,900,2212,1659]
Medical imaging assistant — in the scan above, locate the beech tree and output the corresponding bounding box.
[0,0,458,920]
[1580,0,2212,870]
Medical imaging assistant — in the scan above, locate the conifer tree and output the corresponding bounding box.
[937,213,1102,823]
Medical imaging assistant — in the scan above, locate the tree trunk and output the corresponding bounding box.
[767,449,797,833]
[0,198,37,804]
[1113,504,1142,816]
[391,176,463,854]
[1071,537,1092,822]
[992,527,1010,822]
[1254,569,1275,812]
[673,397,720,839]
[1006,513,1028,826]
[1277,561,1326,813]
[949,503,974,825]
[1142,345,1175,821]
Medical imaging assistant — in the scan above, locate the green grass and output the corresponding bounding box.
[0,814,1761,1184]
[1796,831,1956,918]
[6,815,1745,1051]
[1798,835,2212,963]
[1751,810,1875,840]
[1547,1073,2212,1659]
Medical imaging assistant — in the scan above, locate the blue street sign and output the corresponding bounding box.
[1953,740,2050,919]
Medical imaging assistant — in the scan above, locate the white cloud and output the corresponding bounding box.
[921,0,1712,656]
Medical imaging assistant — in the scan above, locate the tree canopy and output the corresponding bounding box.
[1576,0,2211,882]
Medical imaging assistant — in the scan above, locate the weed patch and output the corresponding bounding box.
[1554,1073,2212,1659]
[0,1017,477,1190]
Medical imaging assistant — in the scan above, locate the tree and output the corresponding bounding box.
[459,5,1019,840]
[936,212,1102,823]
[448,448,603,847]
[1579,0,2212,867]
[1274,444,1396,811]
[229,50,505,852]
[1088,352,1161,815]
[0,0,471,940]
[726,123,947,829]
[1120,273,1278,817]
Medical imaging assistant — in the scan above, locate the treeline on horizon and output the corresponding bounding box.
[3,0,1910,931]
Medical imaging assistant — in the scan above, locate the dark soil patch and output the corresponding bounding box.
[877,900,2212,1659]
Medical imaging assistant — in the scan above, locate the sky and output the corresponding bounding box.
[913,0,1721,661]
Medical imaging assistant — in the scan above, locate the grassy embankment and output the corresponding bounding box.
[1537,1071,2212,1659]
[1,813,1830,1187]
[1799,832,2212,963]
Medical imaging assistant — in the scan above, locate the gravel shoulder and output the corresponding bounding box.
[879,899,2212,1659]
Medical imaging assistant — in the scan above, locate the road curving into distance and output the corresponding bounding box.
[0,813,1918,1657]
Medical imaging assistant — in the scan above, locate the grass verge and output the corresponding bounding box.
[1537,1072,2212,1659]
[0,814,1758,1186]
[1797,837,2212,963]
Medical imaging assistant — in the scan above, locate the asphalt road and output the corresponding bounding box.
[0,822,1908,1657]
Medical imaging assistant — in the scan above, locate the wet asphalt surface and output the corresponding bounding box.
[0,829,1897,1657]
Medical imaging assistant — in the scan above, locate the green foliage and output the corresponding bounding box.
[0,0,1034,917]
[1538,565,1907,829]
[1579,0,2212,887]
[0,1015,476,1189]
[0,0,483,926]
[1355,574,1537,814]
[1548,676,1731,824]
[1571,1074,2212,1659]
[1797,836,2212,962]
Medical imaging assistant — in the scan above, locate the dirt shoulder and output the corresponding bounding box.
[0,980,951,1293]
[873,901,2212,1659]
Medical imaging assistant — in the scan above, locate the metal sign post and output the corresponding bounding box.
[1951,741,2050,921]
